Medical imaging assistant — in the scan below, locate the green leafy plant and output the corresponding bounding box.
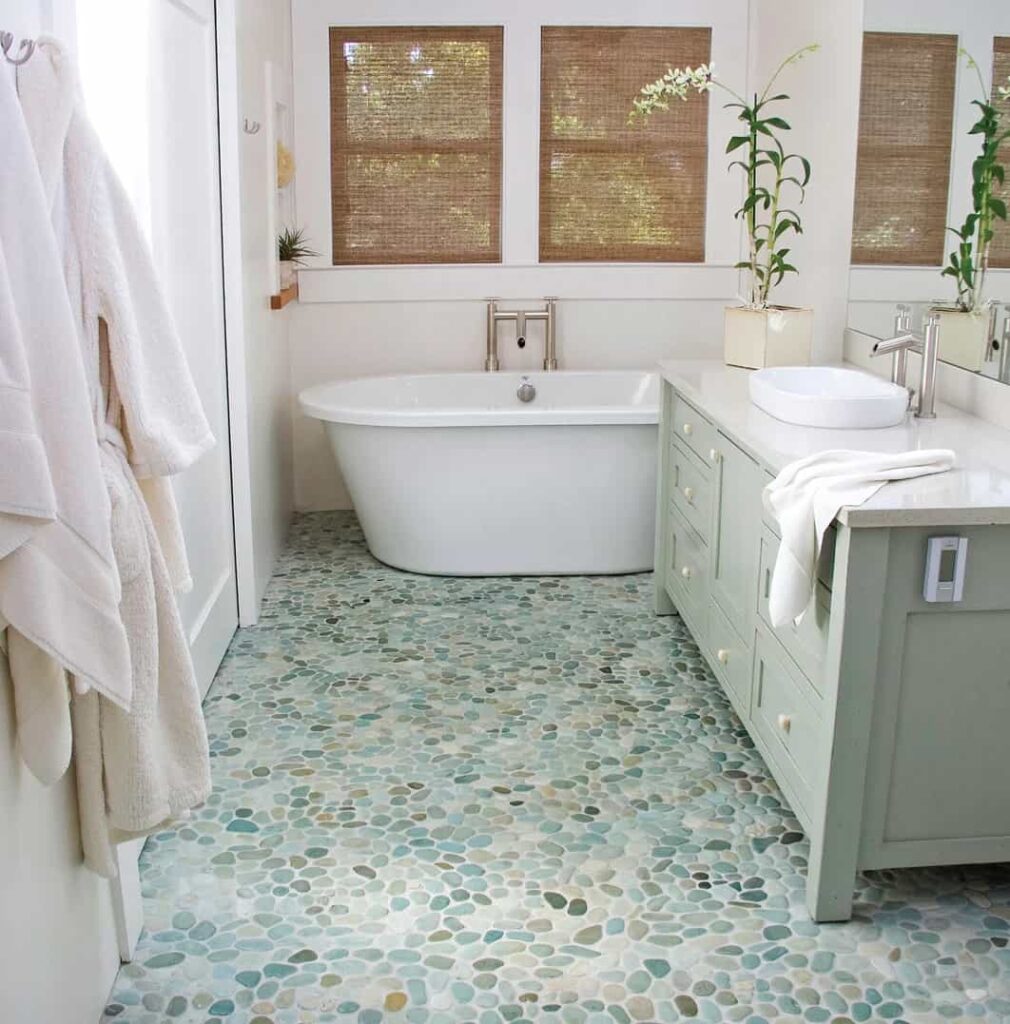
[941,53,1010,313]
[278,227,318,265]
[632,46,818,308]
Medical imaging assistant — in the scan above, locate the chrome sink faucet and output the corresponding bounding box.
[870,305,940,419]
[485,298,557,371]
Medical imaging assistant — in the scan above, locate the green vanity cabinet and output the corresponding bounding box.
[654,372,1010,922]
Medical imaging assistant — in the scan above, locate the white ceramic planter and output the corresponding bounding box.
[724,305,813,369]
[933,306,995,373]
[279,260,296,289]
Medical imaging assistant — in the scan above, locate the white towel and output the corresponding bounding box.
[17,41,213,864]
[0,74,131,715]
[72,436,211,878]
[763,449,956,627]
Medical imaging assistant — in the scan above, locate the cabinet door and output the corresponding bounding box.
[710,433,762,633]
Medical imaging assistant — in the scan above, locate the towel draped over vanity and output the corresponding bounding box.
[763,448,956,627]
[0,40,215,875]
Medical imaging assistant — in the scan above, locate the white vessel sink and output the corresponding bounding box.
[749,366,910,429]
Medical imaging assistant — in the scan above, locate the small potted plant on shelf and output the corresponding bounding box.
[935,54,1010,372]
[633,46,818,368]
[278,227,317,290]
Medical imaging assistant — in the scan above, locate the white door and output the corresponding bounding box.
[75,0,238,958]
[146,0,238,693]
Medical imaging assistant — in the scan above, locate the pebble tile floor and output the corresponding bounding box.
[103,512,1010,1024]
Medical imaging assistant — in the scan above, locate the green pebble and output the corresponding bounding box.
[144,953,184,969]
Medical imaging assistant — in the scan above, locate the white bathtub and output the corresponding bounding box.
[299,370,659,576]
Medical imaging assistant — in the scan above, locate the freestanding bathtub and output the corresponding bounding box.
[299,370,659,576]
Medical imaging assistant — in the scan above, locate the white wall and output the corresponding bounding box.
[288,0,751,511]
[750,0,865,364]
[220,0,295,621]
[0,6,123,1022]
[287,0,867,511]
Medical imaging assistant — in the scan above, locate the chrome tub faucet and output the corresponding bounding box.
[485,298,557,371]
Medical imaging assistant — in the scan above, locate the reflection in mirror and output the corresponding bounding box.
[847,1,1010,384]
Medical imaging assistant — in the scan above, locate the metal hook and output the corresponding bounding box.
[1,32,36,66]
[243,118,261,135]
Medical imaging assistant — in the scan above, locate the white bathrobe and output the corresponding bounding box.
[0,74,131,785]
[18,42,215,875]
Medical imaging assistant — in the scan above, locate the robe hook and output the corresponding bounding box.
[1,31,36,66]
[243,118,261,135]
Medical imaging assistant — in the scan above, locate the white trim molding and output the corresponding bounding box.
[296,263,743,304]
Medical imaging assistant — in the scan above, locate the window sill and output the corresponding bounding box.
[270,283,299,310]
[295,262,741,304]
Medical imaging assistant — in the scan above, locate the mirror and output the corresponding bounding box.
[847,0,1010,384]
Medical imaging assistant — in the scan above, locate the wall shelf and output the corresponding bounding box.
[270,282,298,310]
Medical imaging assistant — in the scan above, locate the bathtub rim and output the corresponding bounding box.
[299,369,660,428]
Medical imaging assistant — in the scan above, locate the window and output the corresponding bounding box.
[328,26,503,265]
[851,32,957,266]
[990,37,1010,269]
[539,26,711,263]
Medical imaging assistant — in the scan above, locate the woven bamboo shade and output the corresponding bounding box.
[990,37,1010,269]
[539,26,710,263]
[852,32,957,266]
[329,27,503,265]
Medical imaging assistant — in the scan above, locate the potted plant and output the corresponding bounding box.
[277,227,317,290]
[935,54,1010,372]
[634,46,818,368]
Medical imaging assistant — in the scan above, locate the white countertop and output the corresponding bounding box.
[658,359,1010,527]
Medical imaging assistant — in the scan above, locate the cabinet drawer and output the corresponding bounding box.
[670,442,713,543]
[664,505,709,643]
[708,598,752,714]
[758,530,831,697]
[671,392,718,466]
[752,628,825,820]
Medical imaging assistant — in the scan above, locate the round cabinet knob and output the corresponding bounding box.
[777,713,792,733]
[680,566,693,579]
[716,648,730,664]
[683,486,695,502]
[682,422,694,436]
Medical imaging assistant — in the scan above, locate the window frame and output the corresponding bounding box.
[292,0,750,301]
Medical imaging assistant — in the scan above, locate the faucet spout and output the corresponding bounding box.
[868,312,940,419]
[871,332,921,357]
